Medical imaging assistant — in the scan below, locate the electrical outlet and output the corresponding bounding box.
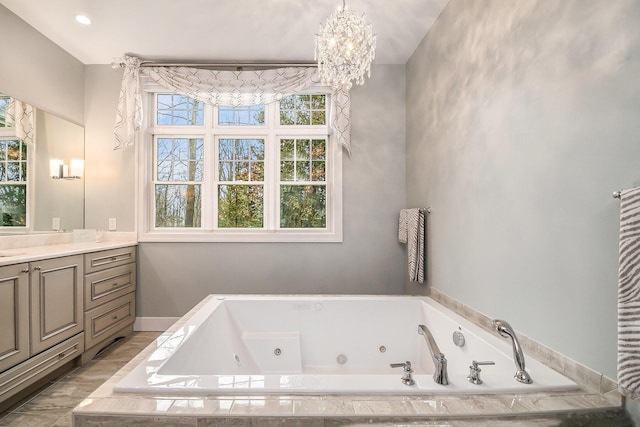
[108,218,117,231]
[52,217,60,231]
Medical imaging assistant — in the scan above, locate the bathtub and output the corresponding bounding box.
[114,295,578,395]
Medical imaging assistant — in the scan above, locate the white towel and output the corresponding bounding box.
[399,208,425,283]
[617,187,640,397]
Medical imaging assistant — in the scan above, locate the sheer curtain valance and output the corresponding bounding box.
[113,55,352,153]
[6,98,35,147]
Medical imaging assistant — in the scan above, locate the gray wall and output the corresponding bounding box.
[84,65,137,231]
[405,0,640,381]
[0,5,84,125]
[80,65,408,317]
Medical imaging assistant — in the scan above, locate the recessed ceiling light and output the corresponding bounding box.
[75,14,91,25]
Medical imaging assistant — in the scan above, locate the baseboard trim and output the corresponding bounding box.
[134,317,179,332]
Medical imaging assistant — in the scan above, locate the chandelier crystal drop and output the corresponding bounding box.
[314,0,376,89]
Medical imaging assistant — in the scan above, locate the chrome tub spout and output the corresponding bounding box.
[417,324,449,385]
[492,319,533,384]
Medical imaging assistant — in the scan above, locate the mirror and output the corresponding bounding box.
[0,93,84,233]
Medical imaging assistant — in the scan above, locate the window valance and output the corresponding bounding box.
[5,98,34,147]
[113,55,352,153]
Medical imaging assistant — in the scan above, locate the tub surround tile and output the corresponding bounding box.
[351,399,416,416]
[407,397,449,415]
[600,374,619,395]
[231,398,293,416]
[504,395,580,412]
[438,395,514,414]
[75,395,178,416]
[196,419,250,427]
[73,415,199,426]
[293,399,356,416]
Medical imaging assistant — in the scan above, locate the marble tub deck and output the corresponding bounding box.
[71,298,631,426]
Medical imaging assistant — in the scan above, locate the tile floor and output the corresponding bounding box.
[0,332,161,427]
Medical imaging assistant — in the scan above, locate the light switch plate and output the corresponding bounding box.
[52,217,60,231]
[108,218,117,231]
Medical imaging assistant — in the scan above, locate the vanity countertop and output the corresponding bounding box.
[0,240,137,267]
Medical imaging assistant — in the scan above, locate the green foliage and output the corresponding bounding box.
[218,185,263,228]
[0,185,26,226]
[280,139,326,182]
[280,94,326,126]
[280,185,326,228]
[0,138,27,227]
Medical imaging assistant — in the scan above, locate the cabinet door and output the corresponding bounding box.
[0,263,30,372]
[30,255,83,355]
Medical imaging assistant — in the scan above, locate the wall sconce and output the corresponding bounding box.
[50,159,84,179]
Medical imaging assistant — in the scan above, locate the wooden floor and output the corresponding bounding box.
[0,332,160,427]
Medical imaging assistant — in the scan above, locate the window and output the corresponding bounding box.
[0,95,28,228]
[141,90,342,242]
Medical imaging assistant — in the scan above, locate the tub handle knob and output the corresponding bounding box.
[390,361,415,386]
[467,360,495,385]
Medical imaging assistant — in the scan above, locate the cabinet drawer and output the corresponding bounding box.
[84,264,136,310]
[84,247,136,274]
[0,333,83,403]
[84,292,135,350]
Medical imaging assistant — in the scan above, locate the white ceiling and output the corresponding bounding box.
[0,0,449,65]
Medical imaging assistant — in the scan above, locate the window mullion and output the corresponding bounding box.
[265,103,277,231]
[206,103,216,230]
[211,132,220,230]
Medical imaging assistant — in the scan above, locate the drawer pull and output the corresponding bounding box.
[21,268,29,273]
[59,352,66,359]
[33,266,41,271]
[111,257,117,261]
[112,315,119,320]
[112,282,120,287]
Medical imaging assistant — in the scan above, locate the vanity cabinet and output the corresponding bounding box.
[0,243,136,411]
[0,255,84,412]
[82,246,136,362]
[0,263,30,373]
[30,255,84,355]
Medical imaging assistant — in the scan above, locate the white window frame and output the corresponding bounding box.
[0,111,32,232]
[137,85,342,242]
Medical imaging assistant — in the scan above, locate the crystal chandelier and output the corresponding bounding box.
[314,0,376,89]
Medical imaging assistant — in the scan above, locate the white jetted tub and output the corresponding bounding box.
[115,295,578,395]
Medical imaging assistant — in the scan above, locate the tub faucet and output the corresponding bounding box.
[492,319,533,384]
[417,324,449,385]
[390,361,415,386]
